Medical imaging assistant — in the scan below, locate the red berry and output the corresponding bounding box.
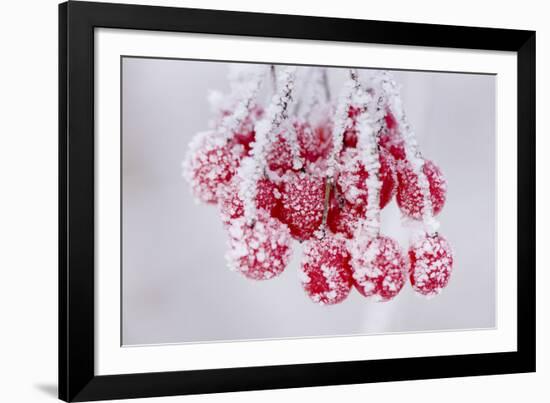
[266,132,295,176]
[231,105,264,155]
[327,191,364,239]
[396,159,447,219]
[184,132,239,204]
[299,234,353,305]
[351,235,406,301]
[219,176,280,225]
[295,119,333,164]
[225,211,292,280]
[342,106,363,149]
[409,233,453,296]
[336,148,396,210]
[343,131,357,149]
[279,172,325,241]
[384,110,398,130]
[378,111,406,161]
[379,131,406,161]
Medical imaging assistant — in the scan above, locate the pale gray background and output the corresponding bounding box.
[121,57,496,346]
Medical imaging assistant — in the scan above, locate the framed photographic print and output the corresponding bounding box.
[59,1,535,401]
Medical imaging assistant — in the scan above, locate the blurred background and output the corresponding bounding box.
[121,58,496,346]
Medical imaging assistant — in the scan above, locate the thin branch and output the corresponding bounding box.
[321,68,331,102]
[270,65,277,93]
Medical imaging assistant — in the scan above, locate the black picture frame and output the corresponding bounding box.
[59,1,536,401]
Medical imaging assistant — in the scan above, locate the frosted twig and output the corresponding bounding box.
[342,71,385,274]
[326,71,356,178]
[354,113,381,239]
[217,66,266,141]
[374,71,439,235]
[321,68,331,102]
[239,66,298,225]
[298,67,330,120]
[280,119,303,172]
[348,70,381,240]
[270,65,277,93]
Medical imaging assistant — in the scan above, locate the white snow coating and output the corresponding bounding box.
[182,66,267,204]
[373,71,439,235]
[182,130,240,203]
[182,130,213,183]
[280,120,303,171]
[299,234,351,305]
[297,67,330,120]
[238,66,298,224]
[345,70,382,241]
[279,171,325,240]
[336,71,407,302]
[181,65,453,303]
[350,236,406,302]
[225,211,293,280]
[353,113,381,239]
[327,76,355,178]
[217,67,266,141]
[409,233,453,297]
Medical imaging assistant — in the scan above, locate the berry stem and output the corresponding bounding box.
[321,68,331,102]
[320,179,332,233]
[296,67,330,120]
[270,65,277,93]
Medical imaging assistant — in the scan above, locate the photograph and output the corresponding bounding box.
[121,58,496,346]
[0,0,540,402]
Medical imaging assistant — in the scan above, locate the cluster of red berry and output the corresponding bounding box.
[183,66,453,305]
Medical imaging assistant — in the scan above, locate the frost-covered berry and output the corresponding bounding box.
[351,235,406,301]
[384,110,398,130]
[231,105,264,155]
[219,176,280,225]
[396,159,447,219]
[265,123,315,177]
[295,119,333,164]
[266,132,295,176]
[336,148,396,209]
[342,105,363,149]
[183,131,239,204]
[327,191,363,239]
[409,233,453,296]
[299,234,353,305]
[225,211,292,280]
[378,111,406,161]
[279,172,325,241]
